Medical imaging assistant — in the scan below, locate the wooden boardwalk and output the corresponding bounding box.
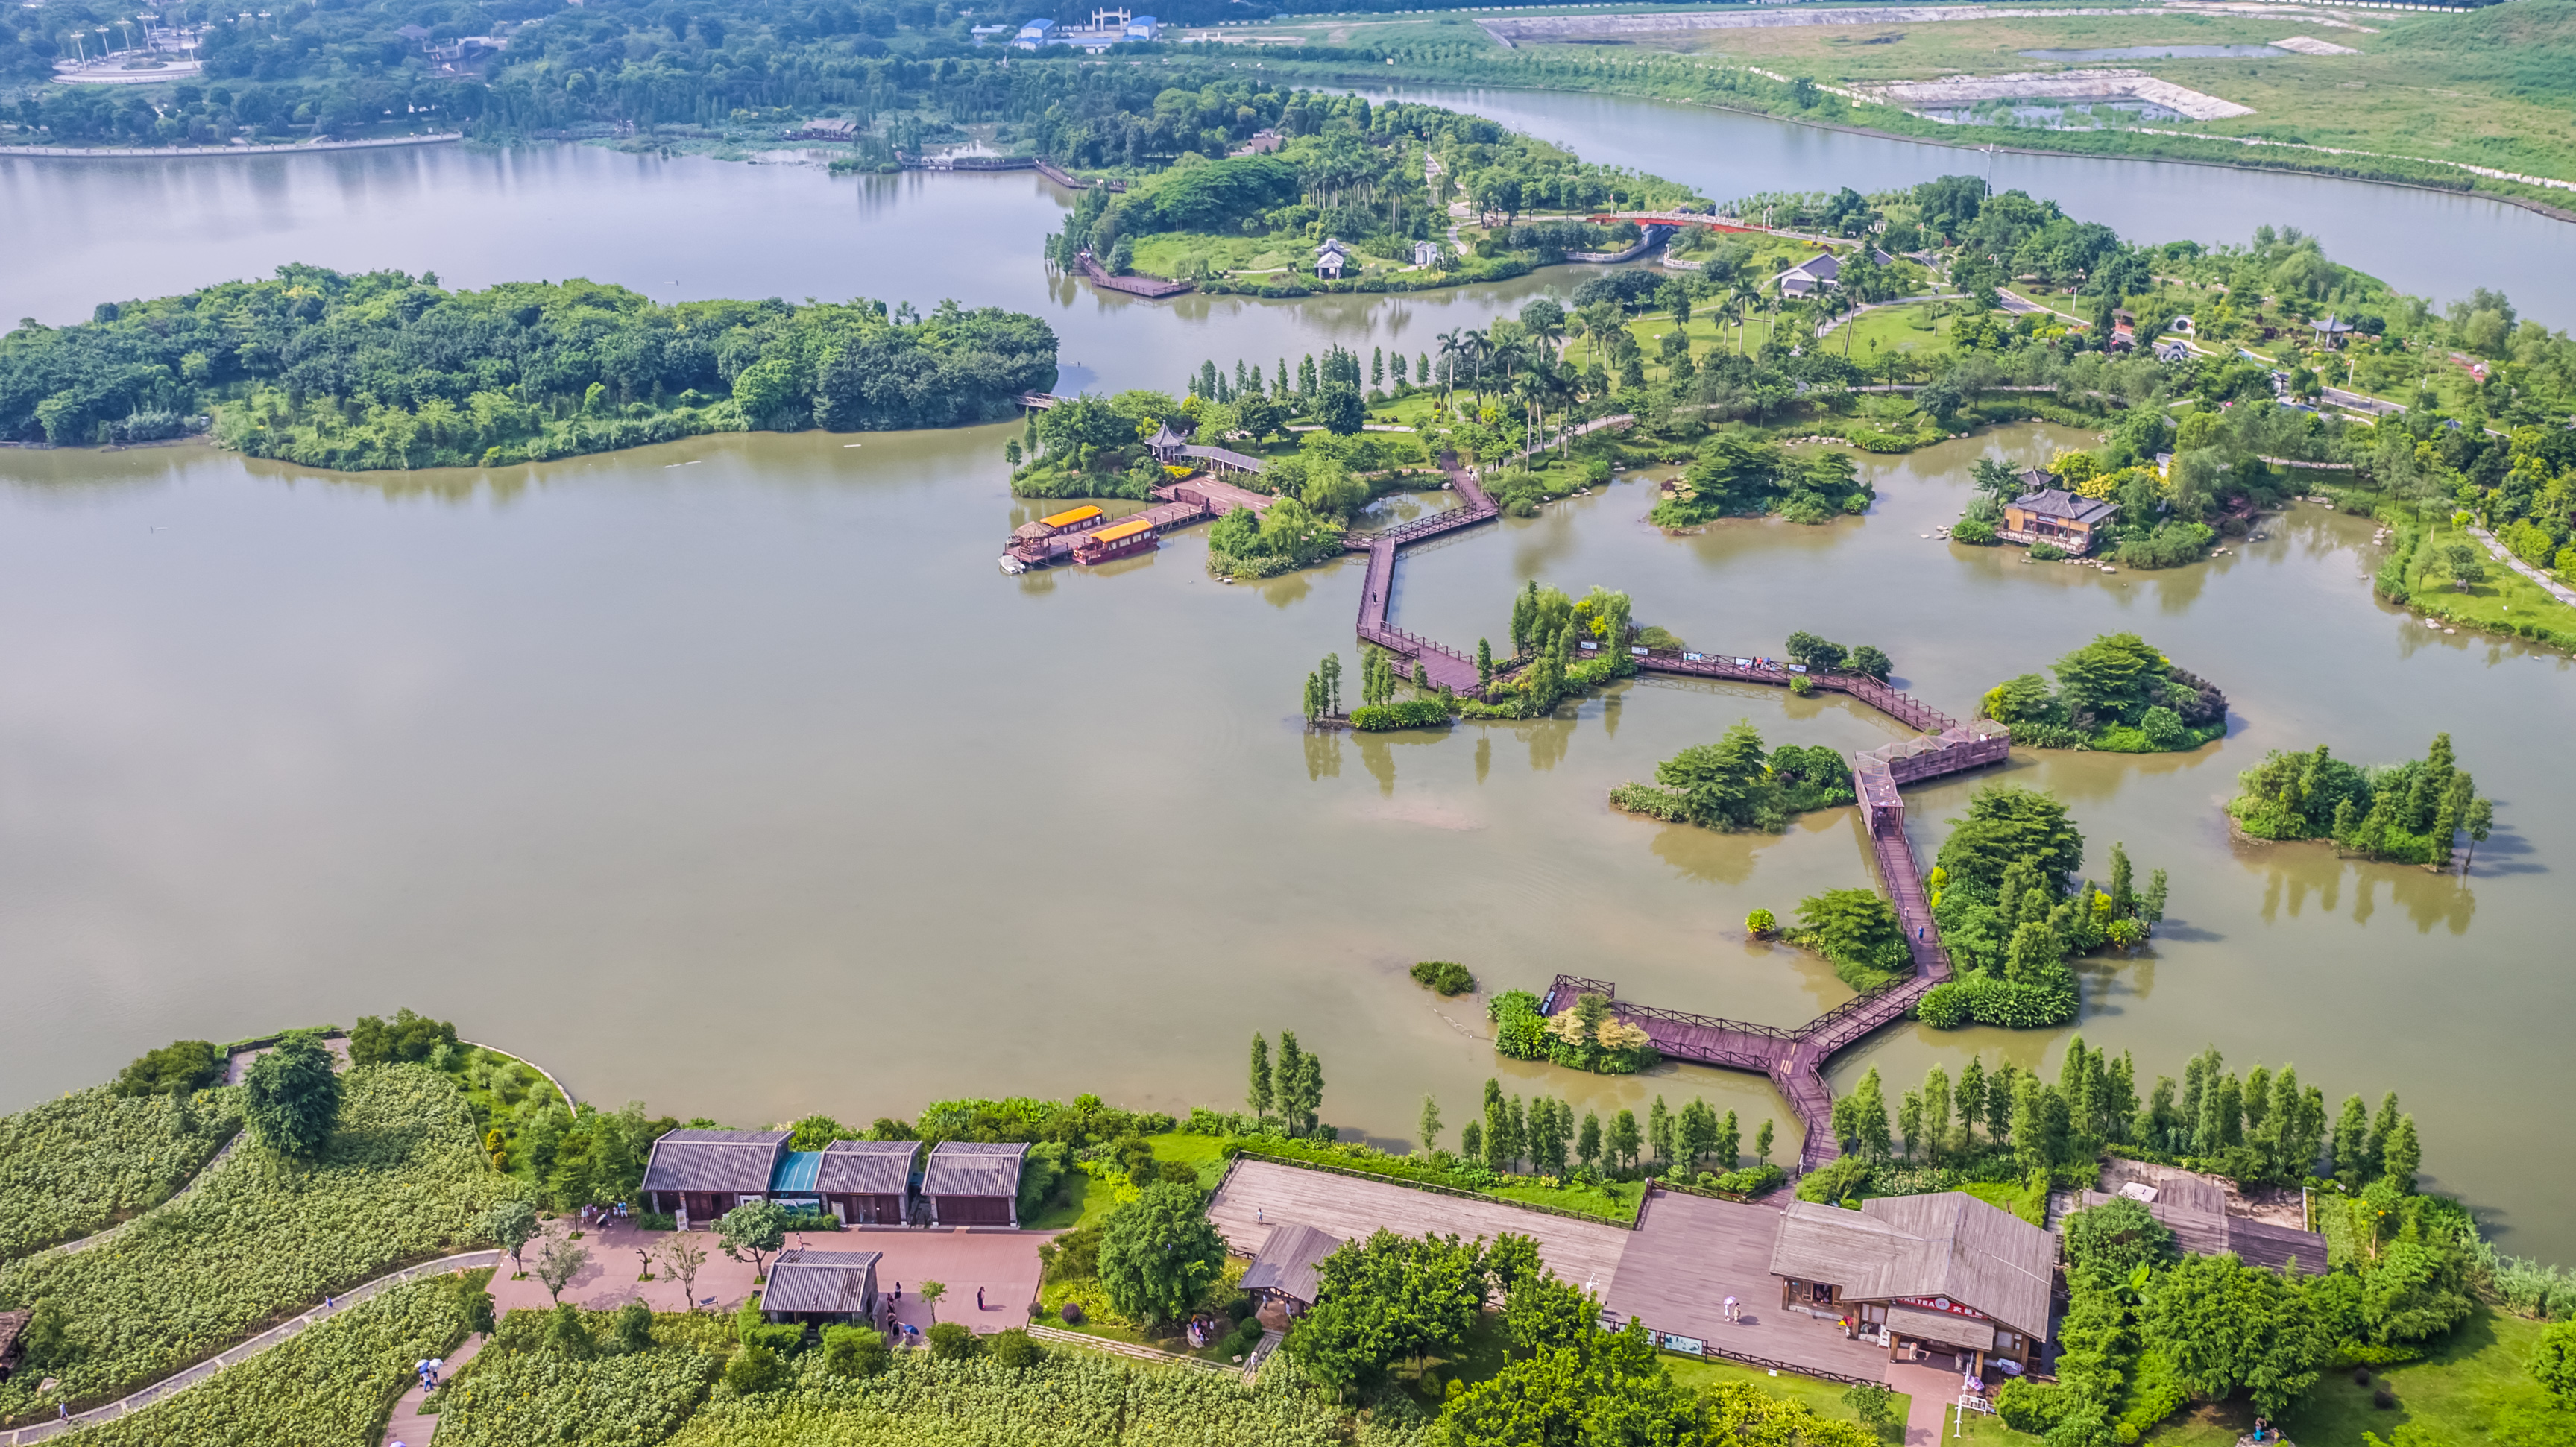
[1537,723,2004,1173]
[1206,1158,1631,1299]
[1072,247,1191,299]
[1602,1191,1893,1384]
[1350,465,1499,696]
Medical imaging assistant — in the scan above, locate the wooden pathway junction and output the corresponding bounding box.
[1336,461,2009,1172]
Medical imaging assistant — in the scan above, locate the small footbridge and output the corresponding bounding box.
[1344,464,2010,1171]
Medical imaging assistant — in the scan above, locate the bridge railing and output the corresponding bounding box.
[1617,1001,1801,1044]
[1540,974,1619,1013]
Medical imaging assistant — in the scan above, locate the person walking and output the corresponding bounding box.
[1722,1295,1739,1323]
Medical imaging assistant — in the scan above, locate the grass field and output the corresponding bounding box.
[2282,1308,2576,1445]
[1190,1,2576,200]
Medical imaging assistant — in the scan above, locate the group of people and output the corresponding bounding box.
[578,1202,632,1229]
[1182,1313,1232,1349]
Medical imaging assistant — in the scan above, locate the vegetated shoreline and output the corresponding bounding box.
[1337,73,2576,229]
[0,132,462,160]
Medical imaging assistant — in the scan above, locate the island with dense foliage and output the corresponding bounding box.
[1918,785,2165,1030]
[0,268,1057,469]
[1609,719,1857,832]
[1978,634,2229,752]
[2229,734,2495,868]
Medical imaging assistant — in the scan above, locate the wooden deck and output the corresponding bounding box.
[1206,1158,1631,1299]
[1603,1191,1892,1383]
[1538,713,2005,1172]
[1350,465,1499,696]
[1072,246,1191,299]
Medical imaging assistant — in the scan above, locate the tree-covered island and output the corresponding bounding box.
[0,268,1057,468]
[2229,734,2495,868]
[1979,633,2229,753]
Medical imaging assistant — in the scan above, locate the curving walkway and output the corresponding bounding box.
[1350,464,2010,1172]
[0,1252,498,1446]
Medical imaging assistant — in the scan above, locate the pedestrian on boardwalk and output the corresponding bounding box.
[976,1287,986,1311]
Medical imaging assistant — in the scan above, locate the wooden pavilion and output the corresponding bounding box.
[1767,1192,2056,1378]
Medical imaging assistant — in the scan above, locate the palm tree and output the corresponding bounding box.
[1435,329,1464,408]
[1728,278,1760,356]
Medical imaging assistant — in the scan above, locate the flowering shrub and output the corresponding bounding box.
[0,1087,242,1261]
[67,1276,473,1447]
[0,1064,523,1424]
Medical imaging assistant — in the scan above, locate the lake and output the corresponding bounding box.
[4,95,2572,1258]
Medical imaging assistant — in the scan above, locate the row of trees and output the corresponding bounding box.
[1823,1041,2422,1197]
[1244,1030,1327,1140]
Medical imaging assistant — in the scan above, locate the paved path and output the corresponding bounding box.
[1603,1191,1889,1384]
[2471,525,2576,607]
[1889,1360,1968,1446]
[381,1332,485,1447]
[0,1252,498,1446]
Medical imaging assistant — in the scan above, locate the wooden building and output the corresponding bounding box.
[761,1249,884,1325]
[2000,486,2119,555]
[921,1141,1028,1226]
[817,1138,919,1226]
[639,1129,790,1229]
[1239,1222,1344,1320]
[1767,1193,2056,1377]
[2066,1180,2327,1275]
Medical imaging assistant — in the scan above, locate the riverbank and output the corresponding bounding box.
[0,132,462,160]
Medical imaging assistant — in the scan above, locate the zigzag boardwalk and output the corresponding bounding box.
[1338,459,2014,1170]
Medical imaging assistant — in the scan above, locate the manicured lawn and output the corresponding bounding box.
[2403,532,2576,646]
[1665,1355,1910,1442]
[2281,1308,2576,1446]
[1962,1177,2048,1227]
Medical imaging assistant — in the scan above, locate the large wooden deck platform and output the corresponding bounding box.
[1602,1191,1892,1384]
[1206,1158,1631,1299]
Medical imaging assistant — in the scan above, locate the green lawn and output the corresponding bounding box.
[1666,1355,1911,1442]
[2404,529,2576,646]
[1962,1178,2049,1227]
[2282,1308,2576,1446]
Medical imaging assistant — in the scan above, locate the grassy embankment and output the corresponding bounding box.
[1204,1,2576,213]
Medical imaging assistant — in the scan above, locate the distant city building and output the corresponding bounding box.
[971,23,1013,42]
[1012,17,1055,47]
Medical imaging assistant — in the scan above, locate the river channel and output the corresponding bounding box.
[4,93,2572,1257]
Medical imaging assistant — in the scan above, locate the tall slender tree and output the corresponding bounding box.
[1957,1056,1987,1147]
[1247,1033,1273,1127]
[1577,1111,1604,1171]
[1417,1094,1443,1156]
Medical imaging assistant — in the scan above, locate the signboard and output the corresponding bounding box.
[1787,663,1808,674]
[1579,640,1599,651]
[1631,646,1648,656]
[1655,1333,1707,1356]
[1894,1295,1988,1320]
[1733,658,1752,667]
[1684,652,1704,662]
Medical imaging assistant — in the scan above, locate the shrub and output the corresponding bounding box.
[1350,699,1452,731]
[1789,888,1911,989]
[1950,516,1997,545]
[822,1324,891,1378]
[1059,1302,1084,1324]
[108,1040,224,1098]
[742,1323,804,1355]
[347,1009,459,1068]
[1408,961,1476,997]
[1607,783,1691,822]
[1795,1156,1871,1205]
[926,1321,980,1361]
[1705,1163,1784,1198]
[2029,541,2068,561]
[1745,908,1777,937]
[989,1328,1045,1369]
[726,1342,792,1394]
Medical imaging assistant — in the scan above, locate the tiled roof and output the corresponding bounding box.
[816,1139,918,1196]
[1241,1223,1345,1305]
[2010,488,2119,526]
[1768,1193,2056,1340]
[922,1141,1027,1199]
[761,1249,883,1314]
[639,1129,790,1195]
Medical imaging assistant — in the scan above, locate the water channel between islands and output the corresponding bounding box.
[3,95,2573,1261]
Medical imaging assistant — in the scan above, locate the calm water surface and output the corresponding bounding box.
[4,107,2574,1256]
